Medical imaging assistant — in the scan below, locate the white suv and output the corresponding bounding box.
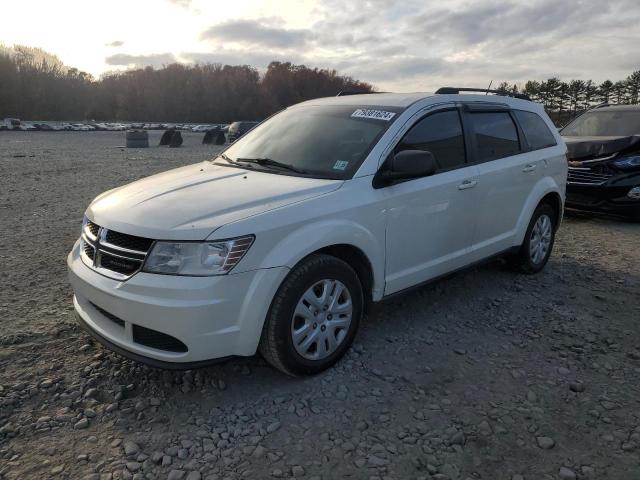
[68,89,567,375]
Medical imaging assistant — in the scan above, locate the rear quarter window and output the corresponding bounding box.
[514,110,557,150]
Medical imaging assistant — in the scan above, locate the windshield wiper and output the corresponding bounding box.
[236,157,307,174]
[214,153,255,170]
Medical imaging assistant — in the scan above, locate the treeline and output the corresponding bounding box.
[0,45,373,122]
[2,45,639,124]
[495,72,640,124]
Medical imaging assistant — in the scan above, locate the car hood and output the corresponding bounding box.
[563,135,640,160]
[87,162,343,240]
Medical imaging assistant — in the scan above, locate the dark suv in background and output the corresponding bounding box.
[227,121,259,142]
[561,104,640,219]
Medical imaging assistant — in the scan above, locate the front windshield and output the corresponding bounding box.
[561,110,640,137]
[219,104,403,179]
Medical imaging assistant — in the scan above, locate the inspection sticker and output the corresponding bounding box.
[351,109,396,121]
[333,160,349,170]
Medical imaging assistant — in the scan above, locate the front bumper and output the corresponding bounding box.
[68,240,289,366]
[566,180,640,219]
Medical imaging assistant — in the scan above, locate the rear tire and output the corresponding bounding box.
[511,203,557,274]
[259,254,363,376]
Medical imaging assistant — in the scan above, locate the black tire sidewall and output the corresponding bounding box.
[521,204,557,273]
[268,256,363,375]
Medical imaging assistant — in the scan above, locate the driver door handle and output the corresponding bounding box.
[522,164,537,173]
[458,179,478,190]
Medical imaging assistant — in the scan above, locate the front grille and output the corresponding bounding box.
[567,168,613,185]
[83,242,95,260]
[80,220,154,280]
[90,302,125,327]
[86,220,100,237]
[132,325,188,352]
[105,230,154,252]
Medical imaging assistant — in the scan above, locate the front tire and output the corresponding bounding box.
[259,254,363,376]
[512,203,557,274]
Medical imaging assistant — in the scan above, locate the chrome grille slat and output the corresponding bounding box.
[79,221,154,280]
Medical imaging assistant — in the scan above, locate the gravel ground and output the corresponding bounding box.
[1,131,639,480]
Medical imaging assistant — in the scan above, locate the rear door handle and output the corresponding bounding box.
[522,164,537,173]
[458,179,478,190]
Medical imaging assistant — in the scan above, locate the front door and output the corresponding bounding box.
[383,108,480,295]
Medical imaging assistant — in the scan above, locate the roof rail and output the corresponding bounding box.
[435,87,531,101]
[336,91,383,96]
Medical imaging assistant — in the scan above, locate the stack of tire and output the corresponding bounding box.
[125,130,149,148]
[202,126,226,145]
[159,129,183,147]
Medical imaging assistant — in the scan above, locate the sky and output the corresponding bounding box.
[1,0,639,91]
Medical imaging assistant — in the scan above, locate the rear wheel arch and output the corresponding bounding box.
[539,191,563,230]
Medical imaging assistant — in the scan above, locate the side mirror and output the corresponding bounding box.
[375,150,437,187]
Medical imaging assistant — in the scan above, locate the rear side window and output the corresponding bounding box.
[396,110,466,171]
[469,112,520,162]
[514,110,556,150]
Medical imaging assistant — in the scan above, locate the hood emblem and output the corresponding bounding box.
[568,160,583,168]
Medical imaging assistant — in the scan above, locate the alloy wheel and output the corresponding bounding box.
[529,214,552,264]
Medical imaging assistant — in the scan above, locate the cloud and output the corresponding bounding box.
[168,0,191,7]
[105,40,124,47]
[100,0,640,91]
[200,19,312,48]
[105,53,177,68]
[181,50,296,68]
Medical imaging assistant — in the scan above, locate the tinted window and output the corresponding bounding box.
[514,110,556,149]
[396,110,466,170]
[470,112,520,162]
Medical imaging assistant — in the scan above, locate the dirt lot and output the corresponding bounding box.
[1,131,639,480]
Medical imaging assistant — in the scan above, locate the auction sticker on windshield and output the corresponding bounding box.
[351,109,396,121]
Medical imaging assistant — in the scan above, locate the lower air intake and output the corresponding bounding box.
[132,324,188,353]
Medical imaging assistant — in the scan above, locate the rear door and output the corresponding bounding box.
[463,105,542,259]
[383,108,480,294]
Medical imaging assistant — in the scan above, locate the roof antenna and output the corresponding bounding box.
[486,80,493,94]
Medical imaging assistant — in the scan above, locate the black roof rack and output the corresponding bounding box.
[336,91,384,96]
[435,87,530,101]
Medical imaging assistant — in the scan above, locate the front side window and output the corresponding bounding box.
[395,110,466,171]
[470,112,520,162]
[219,105,403,179]
[514,110,556,150]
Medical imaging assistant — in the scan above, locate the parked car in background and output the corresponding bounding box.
[192,124,214,132]
[561,104,640,219]
[69,89,566,375]
[3,118,21,130]
[227,121,259,142]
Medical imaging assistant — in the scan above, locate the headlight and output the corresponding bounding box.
[143,235,254,276]
[613,155,640,170]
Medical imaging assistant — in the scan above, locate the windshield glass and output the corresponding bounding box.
[219,104,403,179]
[561,110,640,137]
